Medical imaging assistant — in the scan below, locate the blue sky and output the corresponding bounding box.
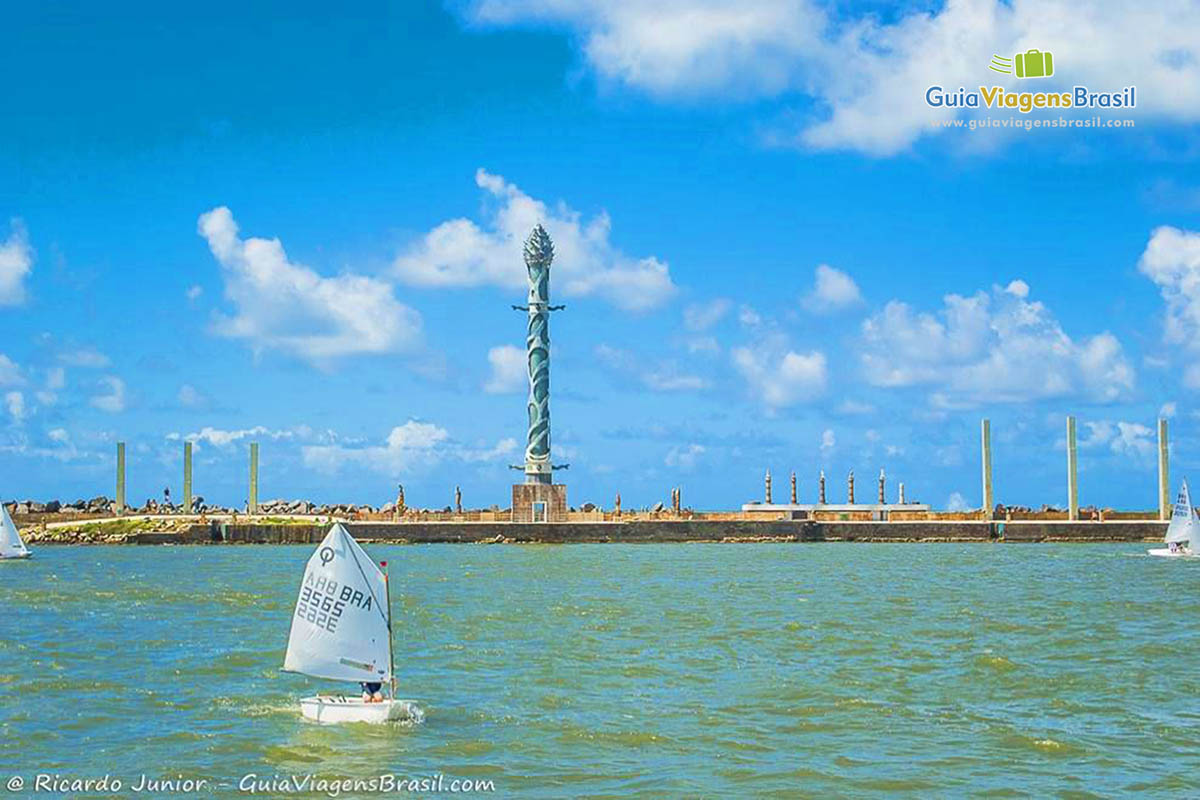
[3,1,1200,511]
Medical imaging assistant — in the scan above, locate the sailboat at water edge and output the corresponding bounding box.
[282,524,421,723]
[0,504,31,560]
[1149,479,1197,558]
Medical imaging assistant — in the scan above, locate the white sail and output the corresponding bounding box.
[283,524,391,683]
[1165,480,1197,545]
[0,504,29,558]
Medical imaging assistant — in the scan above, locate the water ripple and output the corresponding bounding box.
[1,543,1197,797]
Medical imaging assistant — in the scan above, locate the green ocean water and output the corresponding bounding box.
[0,543,1197,799]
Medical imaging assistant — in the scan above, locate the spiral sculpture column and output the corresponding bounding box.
[523,225,554,485]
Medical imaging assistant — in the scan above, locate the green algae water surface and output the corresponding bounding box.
[1,543,1197,799]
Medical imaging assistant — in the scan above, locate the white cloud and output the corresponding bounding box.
[1079,420,1116,450]
[596,344,708,392]
[465,0,823,98]
[837,399,875,415]
[684,298,731,331]
[1160,401,1177,419]
[177,384,208,408]
[0,355,21,386]
[800,1,1014,154]
[45,367,65,390]
[302,420,516,474]
[463,437,520,463]
[737,305,762,327]
[731,346,827,409]
[170,425,306,449]
[34,366,64,408]
[820,428,835,455]
[645,371,707,392]
[1185,366,1200,391]
[860,281,1133,405]
[1079,419,1156,459]
[186,284,203,301]
[1139,226,1200,352]
[198,206,422,366]
[685,336,720,355]
[393,169,676,311]
[0,219,33,306]
[935,445,964,468]
[0,427,82,462]
[803,264,862,313]
[1005,279,1030,299]
[946,492,970,512]
[89,376,126,413]
[462,1,1200,155]
[807,0,1200,154]
[665,443,706,470]
[483,345,527,394]
[1112,422,1155,458]
[58,348,110,368]
[4,391,26,422]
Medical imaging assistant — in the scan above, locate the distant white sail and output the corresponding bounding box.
[1165,480,1197,545]
[283,524,391,683]
[0,504,29,558]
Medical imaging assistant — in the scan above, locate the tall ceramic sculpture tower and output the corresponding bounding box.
[511,225,568,521]
[523,225,554,485]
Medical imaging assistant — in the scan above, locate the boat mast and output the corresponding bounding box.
[383,560,396,701]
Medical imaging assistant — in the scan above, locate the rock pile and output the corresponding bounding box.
[8,497,115,515]
[3,496,389,517]
[6,496,539,519]
[256,499,379,516]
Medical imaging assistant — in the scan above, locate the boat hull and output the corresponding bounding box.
[0,552,31,560]
[298,695,420,724]
[1148,547,1195,558]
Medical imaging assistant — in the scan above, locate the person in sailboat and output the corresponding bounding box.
[1152,479,1199,557]
[284,524,409,723]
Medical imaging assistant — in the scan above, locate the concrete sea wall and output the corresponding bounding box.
[109,519,1168,545]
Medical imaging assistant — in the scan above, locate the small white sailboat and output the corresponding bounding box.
[1149,479,1197,558]
[0,504,31,560]
[282,524,418,723]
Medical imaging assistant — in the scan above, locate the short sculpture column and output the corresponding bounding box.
[1066,416,1079,521]
[116,442,126,514]
[248,442,259,515]
[183,441,193,514]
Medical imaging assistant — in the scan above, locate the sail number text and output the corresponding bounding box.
[297,571,375,634]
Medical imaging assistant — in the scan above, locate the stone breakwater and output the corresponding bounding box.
[5,497,1150,524]
[4,497,396,517]
[19,519,1168,545]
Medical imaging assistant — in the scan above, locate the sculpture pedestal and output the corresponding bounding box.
[512,484,567,523]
